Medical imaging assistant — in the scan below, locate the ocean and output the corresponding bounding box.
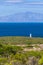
[0,23,43,37]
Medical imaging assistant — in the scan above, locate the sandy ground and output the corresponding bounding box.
[13,44,43,51]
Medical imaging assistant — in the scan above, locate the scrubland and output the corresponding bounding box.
[0,36,43,65]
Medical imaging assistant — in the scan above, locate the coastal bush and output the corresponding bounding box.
[0,37,43,65]
[38,56,43,65]
[25,51,41,58]
[0,58,7,65]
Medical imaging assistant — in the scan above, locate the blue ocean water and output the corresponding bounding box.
[0,23,43,37]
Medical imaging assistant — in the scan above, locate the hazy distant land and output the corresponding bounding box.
[0,2,43,22]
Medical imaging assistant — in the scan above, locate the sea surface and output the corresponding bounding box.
[0,23,43,37]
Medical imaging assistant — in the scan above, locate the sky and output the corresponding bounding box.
[25,0,43,2]
[0,0,43,2]
[0,0,43,22]
[5,0,22,2]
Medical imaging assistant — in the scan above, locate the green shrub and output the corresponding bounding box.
[38,56,43,65]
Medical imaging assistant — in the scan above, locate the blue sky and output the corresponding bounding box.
[0,0,43,2]
[7,0,43,2]
[0,0,43,22]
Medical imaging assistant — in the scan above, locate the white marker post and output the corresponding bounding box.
[30,33,32,38]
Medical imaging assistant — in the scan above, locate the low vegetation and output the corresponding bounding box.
[0,36,43,65]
